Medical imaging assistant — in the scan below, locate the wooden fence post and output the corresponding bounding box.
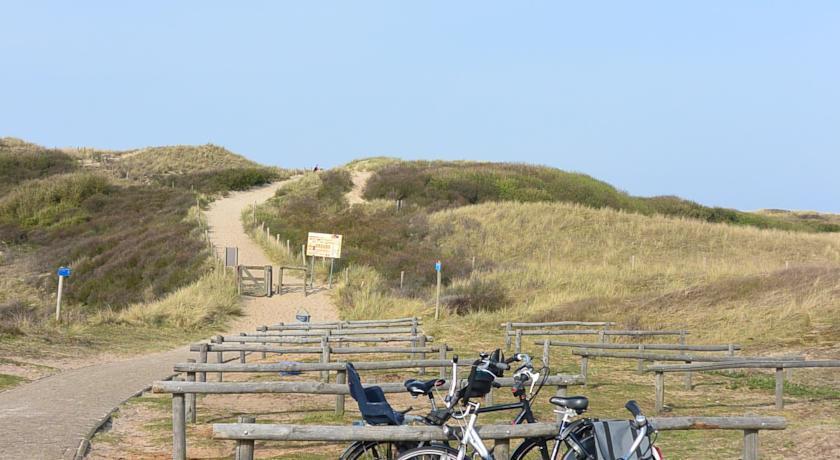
[542,340,550,368]
[555,384,568,423]
[580,356,589,383]
[775,368,784,410]
[495,439,510,460]
[743,429,759,460]
[198,344,208,383]
[418,335,427,376]
[439,346,448,379]
[515,330,522,354]
[186,359,196,424]
[598,330,606,344]
[172,393,186,460]
[504,322,512,351]
[214,335,224,382]
[239,333,247,364]
[321,337,331,383]
[235,415,256,460]
[336,369,347,416]
[684,361,693,390]
[637,344,645,374]
[655,371,665,414]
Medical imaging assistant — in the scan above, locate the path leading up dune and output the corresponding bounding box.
[0,179,338,459]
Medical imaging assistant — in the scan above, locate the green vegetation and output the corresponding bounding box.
[0,373,27,390]
[363,160,840,232]
[0,138,78,195]
[255,171,470,293]
[0,139,257,339]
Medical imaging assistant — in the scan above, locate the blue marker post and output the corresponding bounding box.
[434,261,442,320]
[56,267,71,322]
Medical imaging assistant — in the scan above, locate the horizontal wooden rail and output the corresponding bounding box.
[646,360,840,412]
[221,335,431,345]
[174,359,452,373]
[539,340,740,352]
[510,329,687,336]
[570,348,800,389]
[646,359,840,372]
[154,374,584,395]
[261,320,421,331]
[252,327,417,336]
[211,416,786,460]
[501,321,616,328]
[230,335,432,343]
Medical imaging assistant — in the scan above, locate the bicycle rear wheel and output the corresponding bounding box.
[341,441,403,460]
[395,445,460,460]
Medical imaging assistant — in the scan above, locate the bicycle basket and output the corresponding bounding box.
[592,420,655,460]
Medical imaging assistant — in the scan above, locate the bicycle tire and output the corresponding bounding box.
[511,429,595,460]
[395,445,461,460]
[340,440,402,460]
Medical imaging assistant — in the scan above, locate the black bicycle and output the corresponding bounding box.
[340,350,549,460]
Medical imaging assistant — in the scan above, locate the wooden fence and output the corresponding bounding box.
[213,416,787,460]
[155,371,585,460]
[236,265,273,297]
[569,348,801,390]
[502,321,615,350]
[509,329,689,353]
[195,338,450,381]
[646,360,840,412]
[276,265,309,295]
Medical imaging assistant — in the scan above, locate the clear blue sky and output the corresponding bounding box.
[2,2,838,212]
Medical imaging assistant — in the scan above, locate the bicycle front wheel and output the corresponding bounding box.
[395,445,460,460]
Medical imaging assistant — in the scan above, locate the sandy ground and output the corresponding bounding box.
[346,171,372,205]
[204,179,339,331]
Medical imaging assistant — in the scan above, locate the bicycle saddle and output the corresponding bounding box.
[404,378,445,396]
[550,396,589,413]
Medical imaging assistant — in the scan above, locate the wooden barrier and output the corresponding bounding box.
[646,360,840,412]
[276,265,308,296]
[510,330,688,352]
[503,321,615,350]
[262,317,420,331]
[245,326,418,337]
[213,416,786,460]
[156,373,584,460]
[569,348,801,389]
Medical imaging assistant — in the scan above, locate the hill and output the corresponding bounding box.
[0,139,289,342]
[361,160,840,233]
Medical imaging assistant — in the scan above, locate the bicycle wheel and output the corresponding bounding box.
[395,445,460,460]
[512,430,594,460]
[341,441,403,460]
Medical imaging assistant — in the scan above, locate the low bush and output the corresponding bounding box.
[442,277,510,315]
[0,140,77,196]
[153,167,282,194]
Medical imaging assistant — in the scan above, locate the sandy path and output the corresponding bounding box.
[205,179,339,329]
[346,170,372,205]
[0,180,338,459]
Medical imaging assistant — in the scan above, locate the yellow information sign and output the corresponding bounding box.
[306,232,343,258]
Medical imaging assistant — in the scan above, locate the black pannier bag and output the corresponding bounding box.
[592,420,655,460]
[457,349,505,403]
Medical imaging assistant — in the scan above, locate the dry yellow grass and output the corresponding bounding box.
[115,144,263,177]
[113,268,240,329]
[428,201,840,346]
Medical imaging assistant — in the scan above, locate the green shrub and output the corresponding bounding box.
[443,277,510,315]
[153,167,282,194]
[0,173,110,229]
[0,139,77,196]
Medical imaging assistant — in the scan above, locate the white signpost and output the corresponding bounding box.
[306,232,343,288]
[56,266,71,322]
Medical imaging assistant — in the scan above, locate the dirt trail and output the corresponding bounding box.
[346,170,372,205]
[0,179,338,459]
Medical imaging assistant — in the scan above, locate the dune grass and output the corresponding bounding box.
[362,160,840,232]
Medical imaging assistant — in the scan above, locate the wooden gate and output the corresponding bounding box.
[236,265,273,297]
